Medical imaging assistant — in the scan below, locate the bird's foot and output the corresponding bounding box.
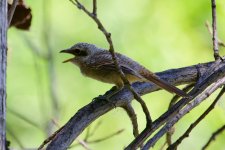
[92,94,117,108]
[92,95,107,101]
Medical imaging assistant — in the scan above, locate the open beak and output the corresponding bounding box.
[60,49,75,63]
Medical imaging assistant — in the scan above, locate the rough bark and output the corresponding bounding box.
[0,0,7,149]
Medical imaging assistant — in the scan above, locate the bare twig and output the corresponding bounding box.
[141,76,225,150]
[167,86,225,150]
[43,0,60,136]
[38,125,65,150]
[202,124,225,150]
[92,0,97,16]
[211,0,220,59]
[87,129,124,143]
[7,127,24,149]
[76,139,91,150]
[8,108,43,130]
[8,0,18,26]
[122,104,139,137]
[70,0,152,126]
[205,21,225,47]
[166,84,194,146]
[126,59,225,149]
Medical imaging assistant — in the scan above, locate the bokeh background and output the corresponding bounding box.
[7,0,225,149]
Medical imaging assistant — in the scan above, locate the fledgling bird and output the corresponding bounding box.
[60,43,188,97]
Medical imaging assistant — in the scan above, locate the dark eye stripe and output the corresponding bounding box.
[74,49,87,56]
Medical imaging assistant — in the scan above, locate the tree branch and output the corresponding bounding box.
[126,59,225,149]
[122,104,139,138]
[44,60,225,150]
[142,75,225,150]
[0,0,7,149]
[202,124,225,150]
[167,86,225,150]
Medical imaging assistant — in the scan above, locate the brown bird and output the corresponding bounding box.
[60,43,188,97]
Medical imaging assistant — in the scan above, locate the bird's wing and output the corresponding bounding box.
[88,51,142,78]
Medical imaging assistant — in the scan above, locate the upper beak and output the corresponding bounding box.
[60,49,75,55]
[60,48,75,63]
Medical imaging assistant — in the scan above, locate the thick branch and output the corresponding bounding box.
[142,76,225,150]
[45,60,223,150]
[126,59,225,149]
[0,0,7,149]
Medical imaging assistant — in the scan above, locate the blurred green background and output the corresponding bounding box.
[7,0,225,149]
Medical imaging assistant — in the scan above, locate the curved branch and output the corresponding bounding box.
[44,60,224,150]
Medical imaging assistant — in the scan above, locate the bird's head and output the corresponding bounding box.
[60,43,102,63]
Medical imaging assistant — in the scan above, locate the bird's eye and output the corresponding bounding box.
[73,48,88,56]
[74,49,81,54]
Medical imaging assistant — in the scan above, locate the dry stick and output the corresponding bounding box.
[71,0,152,126]
[92,0,97,16]
[8,108,43,130]
[6,127,24,149]
[211,0,220,60]
[205,21,225,48]
[202,124,225,150]
[0,0,8,149]
[166,84,194,146]
[122,104,139,137]
[38,125,65,150]
[142,76,225,150]
[167,86,225,150]
[7,0,18,26]
[42,0,60,136]
[126,60,225,150]
[87,129,124,143]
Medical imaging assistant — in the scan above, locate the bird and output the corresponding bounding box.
[60,42,188,97]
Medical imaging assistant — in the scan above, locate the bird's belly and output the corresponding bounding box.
[80,67,143,87]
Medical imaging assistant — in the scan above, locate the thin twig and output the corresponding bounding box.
[166,84,194,145]
[70,0,152,126]
[202,124,225,150]
[76,139,92,150]
[122,104,139,137]
[8,0,19,26]
[141,76,225,150]
[43,0,60,136]
[7,127,24,149]
[8,108,43,130]
[126,60,225,149]
[38,125,65,150]
[167,86,225,150]
[88,129,124,143]
[92,0,97,16]
[211,0,220,60]
[205,21,225,47]
[88,121,102,138]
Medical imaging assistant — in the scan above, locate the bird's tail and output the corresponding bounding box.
[140,69,188,97]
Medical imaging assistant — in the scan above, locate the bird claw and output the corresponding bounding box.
[92,95,107,101]
[92,95,117,108]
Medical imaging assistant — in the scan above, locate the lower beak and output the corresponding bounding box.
[60,49,75,63]
[62,58,74,63]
